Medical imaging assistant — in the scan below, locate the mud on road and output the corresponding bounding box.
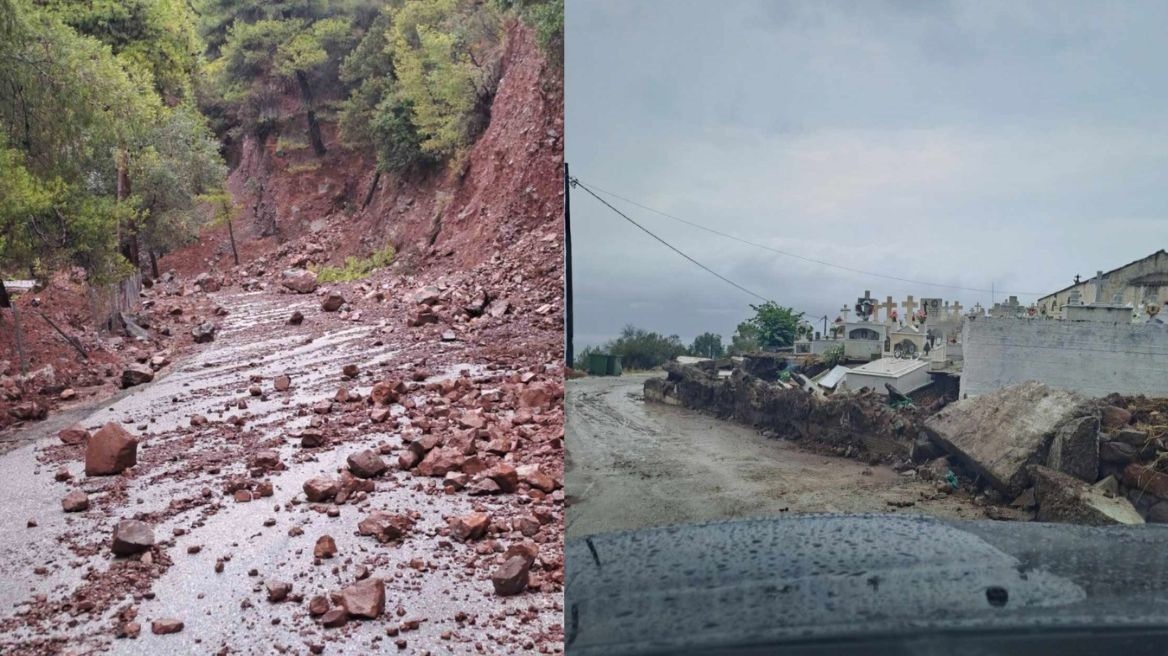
[0,288,564,655]
[565,374,983,539]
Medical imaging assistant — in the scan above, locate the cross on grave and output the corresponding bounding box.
[943,300,951,318]
[901,295,917,319]
[839,305,850,323]
[951,301,963,316]
[881,296,897,324]
[855,290,875,321]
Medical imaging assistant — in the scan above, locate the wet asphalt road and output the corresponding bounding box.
[565,373,978,538]
[0,291,560,654]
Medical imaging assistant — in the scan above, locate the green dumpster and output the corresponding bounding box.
[587,353,622,376]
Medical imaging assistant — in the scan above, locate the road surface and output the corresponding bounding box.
[565,373,979,538]
[0,290,561,655]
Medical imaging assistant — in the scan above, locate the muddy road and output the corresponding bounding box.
[565,374,981,538]
[0,288,563,655]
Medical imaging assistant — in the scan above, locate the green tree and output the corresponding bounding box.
[728,321,761,355]
[690,332,725,359]
[748,302,804,350]
[597,325,688,370]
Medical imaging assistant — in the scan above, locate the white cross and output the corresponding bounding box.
[901,295,917,317]
[881,296,896,324]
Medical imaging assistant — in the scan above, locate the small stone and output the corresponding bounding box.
[339,578,385,619]
[111,520,154,556]
[308,595,330,616]
[273,375,291,391]
[449,513,489,541]
[58,423,89,445]
[347,450,387,478]
[490,556,531,596]
[321,608,347,628]
[288,311,305,325]
[266,580,292,603]
[304,477,338,502]
[150,619,183,635]
[342,364,359,378]
[190,414,208,427]
[314,535,337,559]
[62,490,89,512]
[321,292,345,312]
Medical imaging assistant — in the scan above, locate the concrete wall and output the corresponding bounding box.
[960,316,1168,398]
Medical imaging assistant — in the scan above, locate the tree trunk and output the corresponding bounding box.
[362,170,381,209]
[0,279,10,309]
[10,301,28,374]
[226,216,240,266]
[295,70,327,156]
[148,250,160,279]
[115,149,140,268]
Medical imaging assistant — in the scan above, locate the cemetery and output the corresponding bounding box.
[644,249,1168,527]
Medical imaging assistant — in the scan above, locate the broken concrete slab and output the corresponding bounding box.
[1030,465,1144,526]
[924,382,1094,496]
[1045,414,1099,482]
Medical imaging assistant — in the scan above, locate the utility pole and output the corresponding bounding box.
[564,162,573,369]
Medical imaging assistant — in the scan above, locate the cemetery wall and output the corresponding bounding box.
[960,316,1168,398]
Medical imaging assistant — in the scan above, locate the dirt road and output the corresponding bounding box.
[565,374,980,538]
[0,289,562,655]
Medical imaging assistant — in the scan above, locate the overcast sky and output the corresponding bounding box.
[565,0,1168,351]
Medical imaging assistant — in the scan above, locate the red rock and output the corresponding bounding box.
[273,374,291,391]
[357,511,413,543]
[85,423,138,476]
[347,449,387,478]
[369,407,390,423]
[314,535,337,559]
[266,580,292,603]
[189,414,208,427]
[370,380,404,405]
[397,451,421,470]
[288,310,305,325]
[321,292,345,312]
[150,619,183,635]
[339,578,385,619]
[59,388,76,400]
[407,306,439,327]
[54,466,72,482]
[281,269,318,294]
[300,428,326,448]
[233,490,252,503]
[416,448,465,477]
[519,383,553,410]
[1123,463,1168,499]
[1102,405,1133,430]
[320,608,347,628]
[517,464,557,492]
[255,480,274,497]
[62,490,89,512]
[490,556,531,596]
[307,595,330,616]
[467,478,501,496]
[120,364,154,389]
[111,520,154,556]
[483,463,519,493]
[457,411,485,430]
[342,364,359,378]
[249,450,281,470]
[449,513,490,541]
[58,424,89,445]
[304,477,339,502]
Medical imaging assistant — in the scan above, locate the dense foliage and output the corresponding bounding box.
[690,332,725,359]
[0,0,225,282]
[748,301,804,350]
[578,325,689,371]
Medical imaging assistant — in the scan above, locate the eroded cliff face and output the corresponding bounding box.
[191,23,562,278]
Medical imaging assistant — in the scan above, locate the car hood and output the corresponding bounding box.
[566,514,1168,655]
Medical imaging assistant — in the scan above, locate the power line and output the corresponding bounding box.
[570,177,826,323]
[574,177,1047,298]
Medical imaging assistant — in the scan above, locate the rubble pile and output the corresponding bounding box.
[922,382,1168,525]
[645,360,923,461]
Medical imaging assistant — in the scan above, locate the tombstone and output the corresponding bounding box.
[901,295,917,320]
[854,291,875,322]
[881,296,897,325]
[921,298,942,323]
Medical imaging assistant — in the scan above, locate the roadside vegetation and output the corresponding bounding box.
[577,302,804,371]
[314,244,396,283]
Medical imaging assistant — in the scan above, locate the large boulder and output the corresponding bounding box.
[85,423,138,476]
[321,292,345,312]
[923,382,1094,496]
[281,268,318,294]
[346,450,387,478]
[120,364,154,389]
[1030,465,1144,525]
